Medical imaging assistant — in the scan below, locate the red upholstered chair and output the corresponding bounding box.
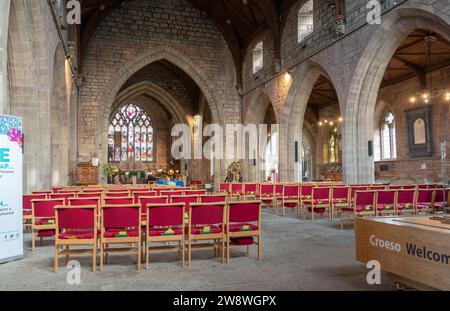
[52,187,64,193]
[58,189,80,195]
[23,194,47,231]
[200,194,227,203]
[48,193,76,205]
[219,183,230,194]
[331,186,350,222]
[401,185,417,190]
[396,189,416,215]
[279,184,300,216]
[138,196,168,226]
[54,206,98,272]
[69,197,101,208]
[103,197,134,206]
[388,185,403,190]
[82,188,103,193]
[100,204,142,271]
[303,187,331,222]
[78,192,102,199]
[230,183,244,198]
[145,203,185,269]
[171,195,199,221]
[132,191,156,203]
[105,192,130,198]
[299,184,314,209]
[259,183,274,207]
[415,189,435,214]
[244,183,258,199]
[433,188,449,212]
[107,188,129,193]
[340,190,376,230]
[369,186,386,191]
[129,188,149,194]
[273,184,284,208]
[31,198,65,251]
[188,202,227,266]
[376,190,396,216]
[349,186,369,203]
[184,190,207,196]
[226,201,262,263]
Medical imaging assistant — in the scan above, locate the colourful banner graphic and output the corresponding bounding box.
[0,115,23,263]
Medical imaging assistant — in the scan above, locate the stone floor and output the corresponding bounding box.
[0,210,395,291]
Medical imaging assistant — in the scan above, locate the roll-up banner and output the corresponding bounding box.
[0,115,23,264]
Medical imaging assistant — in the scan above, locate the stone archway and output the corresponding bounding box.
[95,47,227,183]
[344,6,450,184]
[243,90,278,182]
[281,61,342,182]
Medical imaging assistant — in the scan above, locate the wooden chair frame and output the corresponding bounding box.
[31,198,65,251]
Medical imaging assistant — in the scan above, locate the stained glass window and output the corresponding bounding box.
[108,104,154,162]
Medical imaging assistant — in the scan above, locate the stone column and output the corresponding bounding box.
[0,0,11,115]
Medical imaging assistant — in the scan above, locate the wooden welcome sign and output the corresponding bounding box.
[355,216,450,291]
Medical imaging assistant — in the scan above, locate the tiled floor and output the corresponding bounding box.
[0,210,394,291]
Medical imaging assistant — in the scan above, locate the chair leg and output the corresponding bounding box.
[146,240,150,270]
[65,246,70,265]
[340,213,344,230]
[99,242,104,272]
[93,243,97,273]
[137,240,141,271]
[181,238,185,268]
[247,245,250,256]
[258,234,262,261]
[32,229,35,251]
[312,208,315,223]
[221,237,225,264]
[54,245,58,273]
[227,236,230,263]
[188,237,191,267]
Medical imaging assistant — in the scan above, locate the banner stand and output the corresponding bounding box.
[0,115,24,264]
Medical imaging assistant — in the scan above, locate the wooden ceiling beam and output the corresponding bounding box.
[393,56,427,89]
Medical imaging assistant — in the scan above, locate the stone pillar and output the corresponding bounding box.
[0,0,11,115]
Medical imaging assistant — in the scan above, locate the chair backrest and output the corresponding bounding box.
[23,194,47,211]
[78,192,102,199]
[133,191,156,203]
[350,186,369,199]
[129,188,149,194]
[416,189,434,203]
[354,191,376,207]
[401,185,417,190]
[369,186,386,191]
[107,188,128,193]
[160,191,184,198]
[300,184,314,197]
[388,185,403,190]
[103,197,134,205]
[376,190,396,205]
[33,190,52,195]
[185,190,207,196]
[332,187,349,200]
[396,189,416,204]
[260,183,274,196]
[219,183,230,193]
[52,187,64,193]
[171,195,199,212]
[283,185,299,197]
[312,187,331,201]
[139,196,168,214]
[82,188,104,193]
[228,201,261,224]
[102,204,141,229]
[105,192,130,198]
[56,206,96,232]
[48,193,75,205]
[230,183,244,194]
[147,203,184,227]
[434,188,446,203]
[200,194,227,203]
[32,199,65,218]
[274,184,284,195]
[69,198,101,209]
[244,183,258,194]
[190,203,226,226]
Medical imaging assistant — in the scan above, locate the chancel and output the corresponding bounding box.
[0,0,448,292]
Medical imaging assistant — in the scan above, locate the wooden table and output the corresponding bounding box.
[355,216,450,290]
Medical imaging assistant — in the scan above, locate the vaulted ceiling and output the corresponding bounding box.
[78,0,300,86]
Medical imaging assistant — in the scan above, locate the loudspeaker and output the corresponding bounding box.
[184,163,188,171]
[295,141,299,163]
[253,150,256,166]
[368,140,373,157]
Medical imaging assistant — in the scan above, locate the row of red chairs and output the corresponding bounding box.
[27,197,262,272]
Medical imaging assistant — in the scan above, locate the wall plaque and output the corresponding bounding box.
[405,106,433,157]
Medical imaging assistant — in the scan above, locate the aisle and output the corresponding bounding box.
[0,211,394,291]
